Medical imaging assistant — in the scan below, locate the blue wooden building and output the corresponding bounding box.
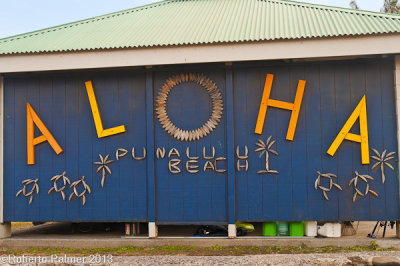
[0,0,399,238]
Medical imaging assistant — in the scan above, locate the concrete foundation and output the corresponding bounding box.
[148,222,158,239]
[228,224,236,239]
[0,223,11,239]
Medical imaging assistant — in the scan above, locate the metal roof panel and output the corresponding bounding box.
[0,0,399,54]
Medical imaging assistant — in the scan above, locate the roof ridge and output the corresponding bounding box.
[0,0,174,43]
[1,0,399,44]
[269,0,400,19]
[0,0,399,54]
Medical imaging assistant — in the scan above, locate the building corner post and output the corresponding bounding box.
[395,56,400,238]
[0,76,7,238]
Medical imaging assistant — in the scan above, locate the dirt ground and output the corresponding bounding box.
[10,221,397,239]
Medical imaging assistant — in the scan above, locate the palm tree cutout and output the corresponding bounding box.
[255,136,279,174]
[16,179,39,205]
[94,154,114,187]
[349,171,378,202]
[48,171,71,200]
[371,148,395,184]
[314,172,342,201]
[69,176,91,206]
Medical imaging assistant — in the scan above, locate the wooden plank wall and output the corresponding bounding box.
[2,58,399,222]
[153,65,228,224]
[4,70,148,221]
[233,58,399,221]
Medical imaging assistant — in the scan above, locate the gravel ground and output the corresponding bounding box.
[106,251,400,266]
[1,251,399,265]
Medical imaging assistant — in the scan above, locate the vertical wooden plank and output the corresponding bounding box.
[52,76,67,221]
[349,63,369,220]
[78,74,93,221]
[167,72,183,221]
[233,68,248,221]
[320,64,339,221]
[118,72,135,221]
[381,60,400,220]
[0,75,3,223]
[305,65,323,221]
[131,71,147,221]
[274,67,293,221]
[365,61,385,220]
[3,77,14,222]
[290,64,308,221]
[102,77,120,221]
[91,76,106,221]
[225,65,235,224]
[395,56,400,222]
[14,79,28,221]
[37,76,54,221]
[196,71,213,222]
[154,71,170,222]
[25,78,40,221]
[146,69,155,223]
[247,70,263,220]
[260,67,279,222]
[335,64,354,221]
[181,80,199,222]
[65,76,80,221]
[210,70,227,222]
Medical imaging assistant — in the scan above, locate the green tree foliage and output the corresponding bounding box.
[349,0,359,9]
[382,0,400,14]
[349,0,399,14]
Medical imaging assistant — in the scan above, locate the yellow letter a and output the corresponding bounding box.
[27,103,63,165]
[85,80,126,138]
[327,95,369,164]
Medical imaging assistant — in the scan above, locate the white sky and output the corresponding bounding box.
[0,0,386,39]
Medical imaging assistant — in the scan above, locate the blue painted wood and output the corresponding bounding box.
[37,77,54,221]
[3,78,15,222]
[333,64,354,221]
[146,69,155,222]
[3,59,399,223]
[225,65,235,224]
[90,76,106,221]
[259,68,279,222]
[305,64,324,221]
[319,65,339,221]
[52,76,67,220]
[154,67,228,223]
[181,81,198,221]
[381,62,400,220]
[274,68,293,221]
[102,77,120,221]
[350,63,370,220]
[13,78,28,221]
[209,70,227,222]
[366,62,385,220]
[290,65,308,221]
[233,68,249,221]
[78,74,94,221]
[246,70,264,221]
[131,72,148,221]
[65,76,80,221]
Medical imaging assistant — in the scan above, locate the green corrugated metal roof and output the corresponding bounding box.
[1,0,400,55]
